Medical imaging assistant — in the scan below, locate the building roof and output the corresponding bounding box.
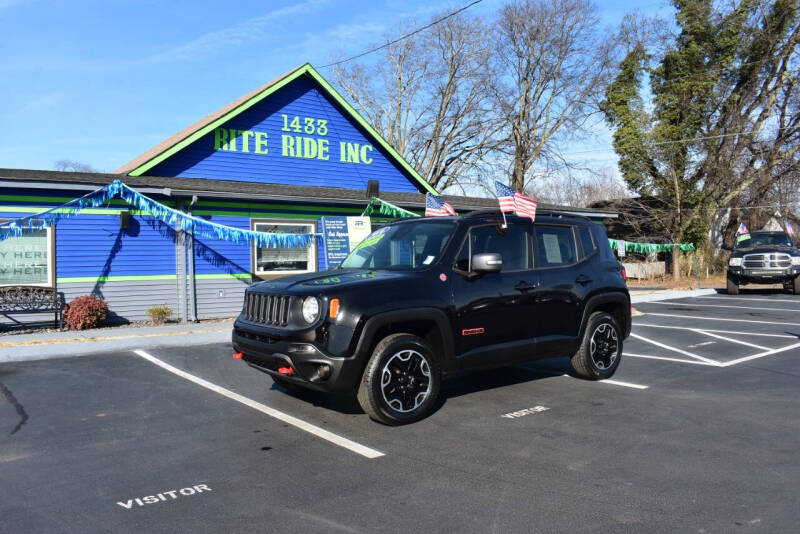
[114,63,438,194]
[0,168,618,218]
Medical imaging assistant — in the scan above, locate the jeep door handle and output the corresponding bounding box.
[575,274,592,285]
[514,281,537,292]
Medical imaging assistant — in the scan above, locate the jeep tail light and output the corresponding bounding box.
[620,265,627,282]
[277,366,294,375]
[232,352,243,359]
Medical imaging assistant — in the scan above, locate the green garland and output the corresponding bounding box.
[361,197,420,218]
[608,239,695,253]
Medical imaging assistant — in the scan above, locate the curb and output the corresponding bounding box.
[0,329,231,363]
[630,288,718,304]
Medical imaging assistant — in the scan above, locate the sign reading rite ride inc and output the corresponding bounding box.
[212,114,375,165]
[322,216,372,268]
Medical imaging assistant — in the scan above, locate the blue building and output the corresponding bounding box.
[0,64,616,324]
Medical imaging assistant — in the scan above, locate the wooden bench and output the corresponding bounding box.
[0,286,65,329]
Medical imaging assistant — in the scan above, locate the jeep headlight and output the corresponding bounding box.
[301,296,320,323]
[792,256,800,266]
[729,257,742,267]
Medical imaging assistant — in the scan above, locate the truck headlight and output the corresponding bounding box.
[301,296,320,323]
[729,258,742,267]
[792,257,800,266]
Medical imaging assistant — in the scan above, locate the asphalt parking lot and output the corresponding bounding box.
[2,290,800,533]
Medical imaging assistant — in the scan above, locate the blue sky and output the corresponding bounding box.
[0,0,672,173]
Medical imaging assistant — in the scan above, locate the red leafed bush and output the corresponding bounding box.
[64,295,109,330]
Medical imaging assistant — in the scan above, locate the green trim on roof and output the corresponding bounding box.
[0,206,153,215]
[0,194,174,207]
[126,63,438,195]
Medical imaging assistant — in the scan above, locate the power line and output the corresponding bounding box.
[560,124,797,158]
[320,0,484,69]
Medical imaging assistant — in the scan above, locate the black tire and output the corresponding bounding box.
[271,374,306,394]
[793,276,800,295]
[571,312,622,380]
[357,333,441,425]
[727,277,739,295]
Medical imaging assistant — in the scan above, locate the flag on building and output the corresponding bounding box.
[494,181,538,222]
[425,192,457,217]
[736,222,750,244]
[786,220,795,238]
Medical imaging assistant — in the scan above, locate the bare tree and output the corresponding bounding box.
[491,0,616,191]
[333,12,498,191]
[527,167,629,207]
[54,160,98,173]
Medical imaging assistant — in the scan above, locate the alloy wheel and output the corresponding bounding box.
[589,323,619,370]
[380,349,432,413]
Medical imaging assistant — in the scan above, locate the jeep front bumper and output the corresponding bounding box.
[231,322,363,393]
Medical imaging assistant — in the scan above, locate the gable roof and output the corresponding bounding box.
[115,63,438,195]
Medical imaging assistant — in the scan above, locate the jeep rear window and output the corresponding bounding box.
[340,221,455,271]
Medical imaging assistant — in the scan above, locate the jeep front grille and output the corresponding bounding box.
[242,293,293,326]
[742,253,791,270]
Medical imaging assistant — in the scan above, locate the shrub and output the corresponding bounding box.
[64,296,109,330]
[147,304,172,325]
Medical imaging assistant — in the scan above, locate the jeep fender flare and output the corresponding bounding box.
[577,292,631,341]
[352,308,455,366]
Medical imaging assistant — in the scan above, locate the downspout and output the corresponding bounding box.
[186,195,199,322]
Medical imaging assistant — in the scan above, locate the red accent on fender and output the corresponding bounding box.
[277,366,294,375]
[232,352,243,359]
[461,327,485,336]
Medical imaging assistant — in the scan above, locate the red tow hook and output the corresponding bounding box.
[277,366,294,376]
[232,352,243,359]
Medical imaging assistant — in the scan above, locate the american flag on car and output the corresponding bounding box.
[425,193,457,217]
[494,181,538,222]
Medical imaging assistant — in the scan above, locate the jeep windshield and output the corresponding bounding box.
[340,220,455,271]
[735,232,793,249]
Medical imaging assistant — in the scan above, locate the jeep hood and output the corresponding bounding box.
[249,269,416,293]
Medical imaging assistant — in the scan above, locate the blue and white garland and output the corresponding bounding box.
[0,180,317,249]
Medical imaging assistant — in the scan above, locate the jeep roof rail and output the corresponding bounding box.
[461,209,592,221]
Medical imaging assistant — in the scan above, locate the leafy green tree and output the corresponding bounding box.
[602,0,800,279]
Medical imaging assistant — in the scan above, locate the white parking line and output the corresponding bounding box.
[629,332,720,365]
[599,379,649,390]
[648,301,800,313]
[624,353,719,366]
[699,296,800,305]
[132,349,385,459]
[635,323,799,338]
[691,330,770,351]
[718,342,800,367]
[556,373,649,389]
[642,313,800,327]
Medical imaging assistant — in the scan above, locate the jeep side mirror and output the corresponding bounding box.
[471,253,502,273]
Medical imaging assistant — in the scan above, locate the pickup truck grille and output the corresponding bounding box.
[242,293,293,326]
[743,253,791,270]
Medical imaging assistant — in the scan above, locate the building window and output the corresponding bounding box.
[0,220,55,287]
[251,220,317,276]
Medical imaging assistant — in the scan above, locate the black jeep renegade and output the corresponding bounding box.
[232,211,631,425]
